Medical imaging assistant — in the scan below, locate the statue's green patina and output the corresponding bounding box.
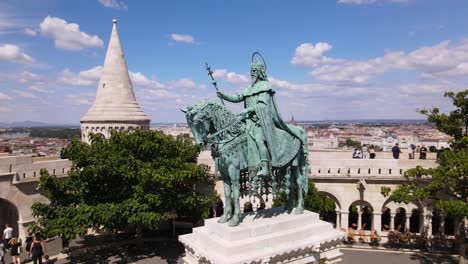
[182,53,309,226]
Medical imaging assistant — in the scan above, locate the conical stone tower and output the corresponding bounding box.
[80,19,150,143]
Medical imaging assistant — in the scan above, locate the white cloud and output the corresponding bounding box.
[293,40,468,85]
[98,0,127,10]
[65,93,95,106]
[0,44,34,64]
[39,16,104,51]
[212,69,250,86]
[19,71,47,92]
[129,72,165,89]
[14,90,37,99]
[167,78,196,89]
[0,92,12,100]
[57,66,102,86]
[0,106,10,113]
[170,33,194,44]
[291,42,335,67]
[337,0,409,4]
[23,28,37,36]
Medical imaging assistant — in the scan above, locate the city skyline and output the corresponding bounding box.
[1,0,468,124]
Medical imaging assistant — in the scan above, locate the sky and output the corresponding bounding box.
[0,0,468,124]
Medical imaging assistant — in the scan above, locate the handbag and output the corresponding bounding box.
[17,245,21,254]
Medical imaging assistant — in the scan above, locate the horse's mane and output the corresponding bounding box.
[188,99,244,136]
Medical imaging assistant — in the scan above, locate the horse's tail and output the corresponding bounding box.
[289,125,310,195]
[300,127,310,194]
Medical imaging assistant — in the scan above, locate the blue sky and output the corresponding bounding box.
[1,0,467,124]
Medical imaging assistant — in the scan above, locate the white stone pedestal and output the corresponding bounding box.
[179,207,345,264]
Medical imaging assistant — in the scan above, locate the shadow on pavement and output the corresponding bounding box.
[409,252,458,264]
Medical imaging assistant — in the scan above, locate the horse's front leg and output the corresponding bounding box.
[218,174,232,224]
[228,164,241,227]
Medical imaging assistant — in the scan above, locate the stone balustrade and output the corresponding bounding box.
[310,159,438,178]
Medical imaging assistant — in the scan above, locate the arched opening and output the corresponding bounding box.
[0,198,19,238]
[394,207,406,232]
[381,207,391,231]
[361,206,372,231]
[348,201,373,231]
[444,215,455,235]
[409,208,420,233]
[349,205,358,229]
[318,192,340,228]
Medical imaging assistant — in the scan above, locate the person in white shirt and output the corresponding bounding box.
[2,224,13,250]
[361,144,369,159]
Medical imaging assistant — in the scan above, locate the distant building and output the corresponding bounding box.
[80,19,150,144]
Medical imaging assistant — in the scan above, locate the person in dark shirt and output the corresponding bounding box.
[419,144,428,160]
[392,143,401,159]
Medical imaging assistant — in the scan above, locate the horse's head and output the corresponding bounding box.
[181,100,215,148]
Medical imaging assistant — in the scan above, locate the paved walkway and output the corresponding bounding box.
[2,236,461,264]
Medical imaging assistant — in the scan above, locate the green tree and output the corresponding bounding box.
[273,182,335,219]
[390,90,467,263]
[31,129,216,239]
[339,139,361,149]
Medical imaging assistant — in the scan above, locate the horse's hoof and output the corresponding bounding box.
[293,207,304,214]
[228,217,240,227]
[218,214,230,223]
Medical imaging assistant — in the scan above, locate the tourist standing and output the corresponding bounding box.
[361,144,369,159]
[419,144,427,160]
[409,144,416,159]
[392,143,401,159]
[25,232,33,259]
[30,235,46,264]
[2,224,13,250]
[8,237,21,264]
[369,146,376,159]
[352,148,361,159]
[0,242,5,264]
[43,255,53,264]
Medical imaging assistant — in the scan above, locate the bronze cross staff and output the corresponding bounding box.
[205,62,225,106]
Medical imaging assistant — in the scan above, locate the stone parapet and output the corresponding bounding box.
[0,155,71,184]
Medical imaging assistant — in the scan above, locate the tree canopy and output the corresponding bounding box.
[390,90,468,220]
[31,129,216,239]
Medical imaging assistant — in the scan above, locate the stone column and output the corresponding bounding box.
[406,213,412,232]
[373,212,382,232]
[390,213,396,230]
[357,212,362,230]
[425,211,433,235]
[335,210,341,229]
[341,211,349,230]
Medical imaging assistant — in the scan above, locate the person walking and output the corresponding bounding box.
[419,144,427,160]
[25,232,33,260]
[2,224,13,250]
[392,143,401,159]
[30,235,46,264]
[8,237,21,264]
[361,144,369,159]
[369,146,376,159]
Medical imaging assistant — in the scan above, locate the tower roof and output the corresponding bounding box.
[81,19,150,123]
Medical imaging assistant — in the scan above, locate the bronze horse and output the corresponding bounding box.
[183,99,309,226]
